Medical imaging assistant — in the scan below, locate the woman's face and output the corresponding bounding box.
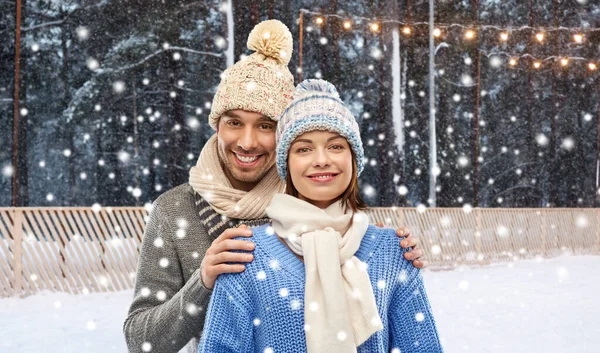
[288,130,353,209]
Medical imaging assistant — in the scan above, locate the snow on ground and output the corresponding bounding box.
[1,255,599,353]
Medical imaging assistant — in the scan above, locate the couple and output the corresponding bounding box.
[124,20,439,353]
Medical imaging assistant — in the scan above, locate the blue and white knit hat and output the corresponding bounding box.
[275,79,364,180]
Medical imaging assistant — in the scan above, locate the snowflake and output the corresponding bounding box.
[574,215,588,228]
[269,259,280,270]
[256,271,266,280]
[497,226,509,237]
[156,291,167,301]
[415,312,425,322]
[76,26,90,40]
[561,137,575,151]
[186,303,199,316]
[462,204,473,213]
[86,320,97,331]
[86,58,99,70]
[398,185,408,196]
[398,269,408,283]
[2,165,14,177]
[113,81,126,93]
[141,342,152,352]
[290,299,302,310]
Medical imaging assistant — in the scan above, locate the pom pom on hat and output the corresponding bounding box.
[294,79,340,99]
[207,19,295,129]
[247,20,293,65]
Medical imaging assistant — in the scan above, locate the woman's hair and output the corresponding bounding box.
[285,148,367,212]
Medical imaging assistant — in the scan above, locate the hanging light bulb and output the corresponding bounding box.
[402,26,411,35]
[536,32,545,42]
[343,20,352,30]
[573,34,583,43]
[464,29,476,40]
[533,61,542,69]
[433,28,442,37]
[370,22,380,32]
[589,62,597,71]
[500,32,509,41]
[560,58,569,67]
[509,58,518,66]
[315,17,324,25]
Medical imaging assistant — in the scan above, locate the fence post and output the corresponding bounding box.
[541,210,547,256]
[12,209,23,296]
[475,209,482,263]
[596,209,600,253]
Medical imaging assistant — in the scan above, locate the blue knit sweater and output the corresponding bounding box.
[198,224,443,353]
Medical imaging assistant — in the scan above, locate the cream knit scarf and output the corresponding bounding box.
[266,193,383,353]
[189,134,284,219]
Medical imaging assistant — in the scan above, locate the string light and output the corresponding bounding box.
[300,11,600,72]
[536,32,545,42]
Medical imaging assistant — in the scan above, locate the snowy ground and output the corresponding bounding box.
[1,255,599,353]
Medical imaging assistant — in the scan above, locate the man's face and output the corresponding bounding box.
[216,110,277,191]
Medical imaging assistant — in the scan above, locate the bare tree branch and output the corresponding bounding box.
[98,47,222,74]
[21,18,69,32]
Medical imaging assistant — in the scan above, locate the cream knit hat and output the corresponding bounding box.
[208,20,295,129]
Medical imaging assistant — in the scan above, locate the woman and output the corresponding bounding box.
[198,80,443,353]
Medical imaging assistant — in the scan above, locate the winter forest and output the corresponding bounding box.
[2,0,600,209]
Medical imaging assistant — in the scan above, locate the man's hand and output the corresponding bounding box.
[375,223,425,268]
[200,224,255,289]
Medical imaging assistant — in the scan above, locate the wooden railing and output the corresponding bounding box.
[1,207,599,297]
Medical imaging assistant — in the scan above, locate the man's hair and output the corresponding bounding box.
[285,149,367,212]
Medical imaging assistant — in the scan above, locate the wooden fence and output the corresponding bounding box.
[1,207,599,297]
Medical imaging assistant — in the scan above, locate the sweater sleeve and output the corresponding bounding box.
[197,276,254,353]
[389,264,443,353]
[123,200,213,353]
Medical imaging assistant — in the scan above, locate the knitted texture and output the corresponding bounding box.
[123,184,271,353]
[275,79,364,180]
[198,224,443,353]
[208,20,295,129]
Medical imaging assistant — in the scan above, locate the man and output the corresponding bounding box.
[123,20,423,353]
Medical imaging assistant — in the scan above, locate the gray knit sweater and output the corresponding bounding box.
[123,184,269,353]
